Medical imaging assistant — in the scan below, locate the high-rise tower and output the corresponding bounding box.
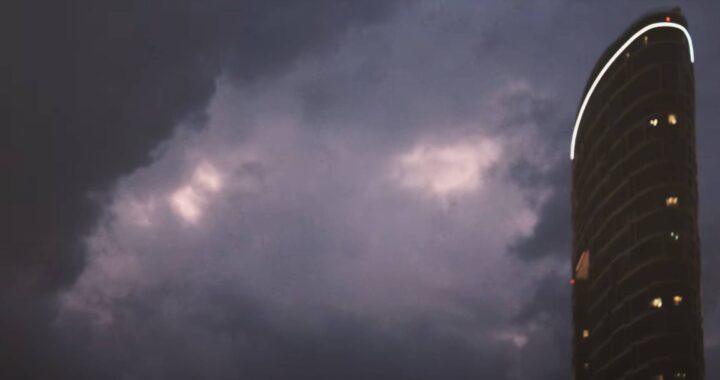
[570,8,704,380]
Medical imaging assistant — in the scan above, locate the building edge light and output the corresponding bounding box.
[570,22,694,160]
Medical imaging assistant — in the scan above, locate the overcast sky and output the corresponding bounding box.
[4,1,720,379]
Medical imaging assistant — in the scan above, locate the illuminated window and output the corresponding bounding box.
[673,373,687,379]
[649,118,659,127]
[625,52,630,59]
[666,196,679,206]
[644,35,649,45]
[651,297,663,308]
[583,362,590,370]
[582,329,590,339]
[673,295,683,306]
[668,113,678,125]
[575,250,590,280]
[670,232,680,241]
[654,375,665,380]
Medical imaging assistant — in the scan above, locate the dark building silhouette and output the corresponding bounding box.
[570,8,704,380]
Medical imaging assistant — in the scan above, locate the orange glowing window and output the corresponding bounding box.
[673,295,683,306]
[666,196,679,207]
[651,297,663,309]
[582,329,590,339]
[575,250,590,280]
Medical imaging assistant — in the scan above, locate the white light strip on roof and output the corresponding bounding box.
[570,22,694,160]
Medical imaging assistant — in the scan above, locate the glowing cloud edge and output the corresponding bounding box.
[570,22,694,160]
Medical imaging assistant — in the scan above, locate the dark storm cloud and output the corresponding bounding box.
[56,100,530,377]
[513,273,572,380]
[688,5,720,373]
[60,285,515,380]
[4,1,720,379]
[3,0,398,377]
[3,0,399,293]
[502,83,571,262]
[691,0,720,344]
[508,162,571,261]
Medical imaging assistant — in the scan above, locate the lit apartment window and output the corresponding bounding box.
[651,297,663,308]
[670,232,680,241]
[649,118,659,127]
[653,375,665,380]
[625,52,630,59]
[673,295,683,306]
[576,250,590,280]
[668,113,678,125]
[666,196,679,206]
[673,373,687,379]
[582,329,590,339]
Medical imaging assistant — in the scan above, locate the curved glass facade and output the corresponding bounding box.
[571,8,704,380]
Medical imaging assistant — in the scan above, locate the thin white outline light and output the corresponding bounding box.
[570,22,694,160]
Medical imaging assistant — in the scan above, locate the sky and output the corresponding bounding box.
[3,1,720,379]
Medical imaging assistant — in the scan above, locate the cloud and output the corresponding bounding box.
[58,63,549,377]
[392,137,502,199]
[508,161,571,262]
[47,2,573,377]
[169,162,223,223]
[3,0,400,377]
[3,0,400,292]
[5,1,720,379]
